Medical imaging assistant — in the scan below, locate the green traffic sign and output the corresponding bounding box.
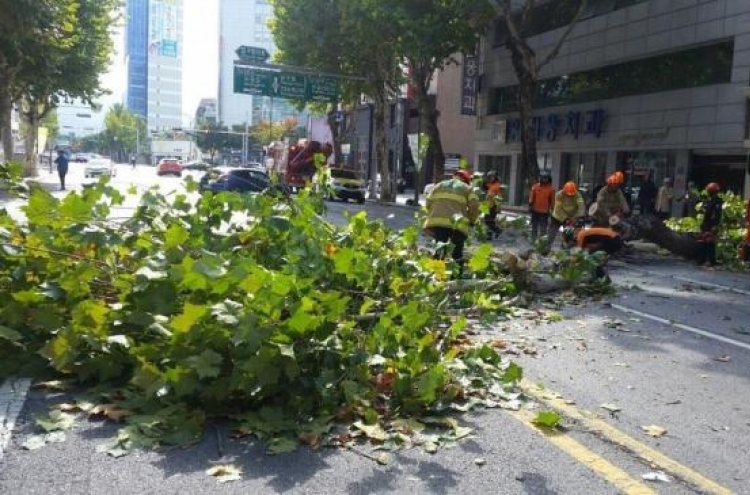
[233,66,340,102]
[233,67,271,95]
[306,75,339,102]
[272,72,307,99]
[236,45,269,63]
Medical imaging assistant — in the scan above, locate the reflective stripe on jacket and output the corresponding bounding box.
[551,190,585,222]
[424,178,480,235]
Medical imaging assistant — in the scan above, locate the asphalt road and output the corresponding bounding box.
[2,167,749,494]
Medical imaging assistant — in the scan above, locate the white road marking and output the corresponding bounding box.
[0,377,32,460]
[611,304,750,352]
[610,262,750,296]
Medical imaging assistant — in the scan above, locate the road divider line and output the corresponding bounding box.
[520,380,734,495]
[611,303,750,352]
[0,377,32,460]
[610,261,750,296]
[508,407,656,494]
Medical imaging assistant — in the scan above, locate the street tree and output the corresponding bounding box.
[0,0,118,174]
[493,0,588,187]
[104,104,147,162]
[392,0,494,183]
[271,0,402,202]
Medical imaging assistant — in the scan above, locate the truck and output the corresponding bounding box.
[266,139,331,191]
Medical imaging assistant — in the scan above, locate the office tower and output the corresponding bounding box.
[125,0,183,130]
[218,0,300,128]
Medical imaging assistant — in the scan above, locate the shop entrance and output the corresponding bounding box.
[691,154,745,195]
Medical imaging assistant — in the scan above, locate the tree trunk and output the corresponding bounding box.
[414,80,445,182]
[0,85,14,162]
[633,215,700,260]
[373,91,393,202]
[326,110,343,165]
[509,44,540,192]
[22,110,39,177]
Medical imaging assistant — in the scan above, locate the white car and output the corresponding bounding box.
[84,157,116,178]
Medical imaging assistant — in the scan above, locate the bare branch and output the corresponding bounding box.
[537,0,588,71]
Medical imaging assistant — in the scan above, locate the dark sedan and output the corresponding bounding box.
[200,167,288,195]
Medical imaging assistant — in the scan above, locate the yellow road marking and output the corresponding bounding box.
[520,379,734,495]
[509,407,655,495]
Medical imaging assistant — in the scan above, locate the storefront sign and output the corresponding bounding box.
[460,54,479,116]
[618,128,670,146]
[506,109,607,143]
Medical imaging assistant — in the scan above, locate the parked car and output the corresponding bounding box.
[183,161,210,171]
[157,158,183,176]
[322,167,366,204]
[84,156,115,178]
[200,167,288,195]
[73,153,88,163]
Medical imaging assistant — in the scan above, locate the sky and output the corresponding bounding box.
[100,0,219,126]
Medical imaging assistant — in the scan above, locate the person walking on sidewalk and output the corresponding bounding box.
[423,169,479,270]
[696,182,723,267]
[484,173,503,239]
[546,181,585,249]
[54,149,69,191]
[655,177,674,220]
[529,173,554,242]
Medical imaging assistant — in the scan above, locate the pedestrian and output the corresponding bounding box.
[131,154,136,169]
[682,181,700,217]
[54,149,69,191]
[637,170,657,215]
[529,173,554,242]
[655,177,674,220]
[423,169,479,273]
[593,174,630,226]
[696,182,722,267]
[484,172,503,239]
[546,181,585,248]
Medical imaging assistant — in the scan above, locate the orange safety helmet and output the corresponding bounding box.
[454,169,472,184]
[606,175,619,187]
[706,182,720,194]
[562,181,577,196]
[613,171,625,184]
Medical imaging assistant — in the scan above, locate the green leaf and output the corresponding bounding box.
[532,411,561,429]
[468,244,493,273]
[266,436,298,455]
[187,350,223,379]
[501,363,523,383]
[172,303,208,334]
[165,223,189,250]
[0,325,23,343]
[35,411,76,432]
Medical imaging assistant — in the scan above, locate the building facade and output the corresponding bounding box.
[218,0,305,129]
[476,0,750,206]
[125,0,183,131]
[195,98,218,125]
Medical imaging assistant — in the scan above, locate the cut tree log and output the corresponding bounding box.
[631,214,699,260]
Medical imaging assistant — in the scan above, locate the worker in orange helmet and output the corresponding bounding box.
[593,174,630,226]
[546,181,585,248]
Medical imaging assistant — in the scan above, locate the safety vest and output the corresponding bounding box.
[424,179,480,235]
[552,191,584,222]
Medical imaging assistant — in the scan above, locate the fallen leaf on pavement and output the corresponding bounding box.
[641,425,667,437]
[642,471,671,483]
[88,404,133,422]
[21,436,48,451]
[32,380,72,391]
[713,355,731,363]
[206,464,242,483]
[353,421,387,442]
[375,453,392,465]
[35,411,76,432]
[474,457,487,466]
[600,403,621,414]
